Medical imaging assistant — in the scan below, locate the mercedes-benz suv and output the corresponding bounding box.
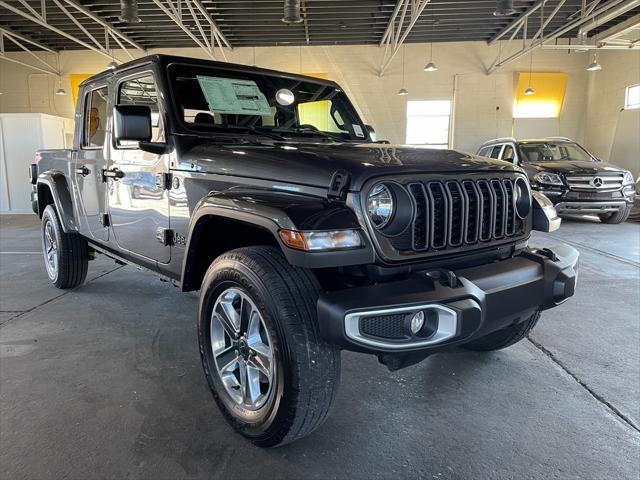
[477,137,635,224]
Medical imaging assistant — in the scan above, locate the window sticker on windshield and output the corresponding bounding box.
[353,124,365,138]
[196,76,272,116]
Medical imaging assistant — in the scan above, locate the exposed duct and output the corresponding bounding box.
[119,0,141,24]
[282,0,303,24]
[493,0,516,17]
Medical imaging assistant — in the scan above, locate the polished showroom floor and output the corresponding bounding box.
[1,214,638,479]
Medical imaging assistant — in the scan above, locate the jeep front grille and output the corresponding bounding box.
[390,177,525,254]
[565,174,624,192]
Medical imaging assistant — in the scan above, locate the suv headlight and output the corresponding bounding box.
[367,183,394,229]
[623,171,634,185]
[533,172,564,186]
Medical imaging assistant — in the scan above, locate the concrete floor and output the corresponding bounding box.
[1,214,638,480]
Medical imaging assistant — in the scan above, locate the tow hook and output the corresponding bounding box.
[425,269,460,288]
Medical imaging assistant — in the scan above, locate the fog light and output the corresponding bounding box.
[410,311,425,334]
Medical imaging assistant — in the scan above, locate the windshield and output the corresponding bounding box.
[520,142,594,163]
[168,64,368,142]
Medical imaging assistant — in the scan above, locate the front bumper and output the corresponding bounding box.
[554,201,628,215]
[317,244,579,354]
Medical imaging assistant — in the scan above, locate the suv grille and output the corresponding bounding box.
[565,174,624,192]
[389,177,525,253]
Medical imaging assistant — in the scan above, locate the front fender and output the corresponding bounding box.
[37,171,78,233]
[184,189,375,271]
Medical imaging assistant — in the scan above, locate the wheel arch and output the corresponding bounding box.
[36,171,78,233]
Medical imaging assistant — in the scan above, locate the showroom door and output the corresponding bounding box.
[107,72,171,264]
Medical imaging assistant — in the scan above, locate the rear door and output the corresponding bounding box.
[107,71,171,264]
[74,84,110,242]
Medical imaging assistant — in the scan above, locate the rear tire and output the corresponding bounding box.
[462,311,541,352]
[197,246,341,447]
[41,205,88,289]
[599,205,631,224]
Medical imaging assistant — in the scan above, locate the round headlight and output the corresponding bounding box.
[367,183,394,229]
[514,177,532,219]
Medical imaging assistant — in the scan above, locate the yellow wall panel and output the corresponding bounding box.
[514,72,568,118]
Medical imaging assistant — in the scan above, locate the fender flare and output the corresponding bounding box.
[180,190,375,289]
[36,171,78,233]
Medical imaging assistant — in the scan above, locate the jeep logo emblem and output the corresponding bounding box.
[590,177,604,188]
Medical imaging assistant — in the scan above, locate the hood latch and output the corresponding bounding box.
[327,169,351,203]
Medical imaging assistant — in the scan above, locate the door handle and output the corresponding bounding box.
[75,166,90,176]
[102,168,125,181]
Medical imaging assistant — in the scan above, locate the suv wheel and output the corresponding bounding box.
[41,205,89,289]
[599,205,631,224]
[462,311,541,351]
[197,246,341,447]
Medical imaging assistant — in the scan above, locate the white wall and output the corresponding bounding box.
[585,49,640,173]
[0,42,632,156]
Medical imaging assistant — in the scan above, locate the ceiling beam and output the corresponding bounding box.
[488,0,545,45]
[378,0,432,76]
[61,0,145,51]
[0,0,122,60]
[487,0,635,73]
[0,26,56,53]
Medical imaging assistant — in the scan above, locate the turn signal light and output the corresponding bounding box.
[278,229,363,252]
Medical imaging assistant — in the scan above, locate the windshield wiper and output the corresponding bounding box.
[273,127,349,143]
[201,125,287,142]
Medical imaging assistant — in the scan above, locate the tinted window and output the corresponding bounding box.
[489,145,502,158]
[478,146,490,156]
[83,87,108,148]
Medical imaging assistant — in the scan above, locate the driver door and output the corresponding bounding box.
[107,71,171,264]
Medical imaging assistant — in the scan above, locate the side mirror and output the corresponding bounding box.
[531,191,561,232]
[365,124,377,142]
[114,105,152,143]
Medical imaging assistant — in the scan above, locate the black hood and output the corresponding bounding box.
[523,160,627,176]
[177,140,521,190]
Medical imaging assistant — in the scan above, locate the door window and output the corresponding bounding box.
[117,74,162,146]
[489,145,503,158]
[502,144,516,162]
[83,87,108,148]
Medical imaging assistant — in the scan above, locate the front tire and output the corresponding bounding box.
[462,311,541,352]
[41,205,88,289]
[197,246,341,447]
[599,205,631,224]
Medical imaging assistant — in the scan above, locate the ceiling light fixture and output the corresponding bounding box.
[525,51,535,95]
[494,0,516,17]
[586,53,602,71]
[54,54,67,97]
[424,42,438,72]
[55,88,67,96]
[398,45,409,95]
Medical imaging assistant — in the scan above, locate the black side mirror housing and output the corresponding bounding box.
[114,105,152,143]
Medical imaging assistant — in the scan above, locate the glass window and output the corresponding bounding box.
[477,146,490,156]
[118,75,162,145]
[83,87,108,148]
[489,145,502,158]
[169,65,368,142]
[502,145,515,162]
[625,84,640,110]
[405,100,451,148]
[520,142,594,163]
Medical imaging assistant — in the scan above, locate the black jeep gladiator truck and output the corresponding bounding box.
[30,55,578,447]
